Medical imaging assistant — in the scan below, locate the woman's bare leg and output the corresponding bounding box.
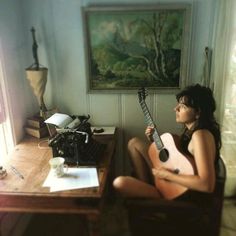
[113,137,159,198]
[113,176,161,198]
[128,137,153,183]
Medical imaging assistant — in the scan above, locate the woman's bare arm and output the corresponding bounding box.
[152,130,216,193]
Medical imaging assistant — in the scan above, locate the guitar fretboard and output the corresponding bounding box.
[140,100,164,150]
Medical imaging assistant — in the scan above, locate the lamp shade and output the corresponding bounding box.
[26,67,48,113]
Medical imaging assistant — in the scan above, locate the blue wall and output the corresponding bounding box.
[0,0,216,172]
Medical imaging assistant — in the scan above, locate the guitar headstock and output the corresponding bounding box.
[138,87,148,103]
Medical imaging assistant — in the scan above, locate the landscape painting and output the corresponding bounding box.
[83,5,191,92]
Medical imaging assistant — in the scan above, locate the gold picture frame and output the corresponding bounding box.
[82,4,192,93]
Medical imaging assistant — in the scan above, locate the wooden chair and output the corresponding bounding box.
[125,157,226,236]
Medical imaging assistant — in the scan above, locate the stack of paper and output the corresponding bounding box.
[44,113,74,128]
[43,167,99,192]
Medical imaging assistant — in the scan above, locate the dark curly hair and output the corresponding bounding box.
[176,84,221,159]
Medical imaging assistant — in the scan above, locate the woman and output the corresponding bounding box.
[113,84,221,203]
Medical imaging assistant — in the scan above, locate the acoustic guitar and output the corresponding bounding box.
[138,88,196,200]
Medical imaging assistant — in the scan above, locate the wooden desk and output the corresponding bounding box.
[0,131,116,236]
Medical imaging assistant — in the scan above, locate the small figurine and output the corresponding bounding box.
[31,27,39,70]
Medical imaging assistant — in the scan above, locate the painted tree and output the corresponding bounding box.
[107,11,183,82]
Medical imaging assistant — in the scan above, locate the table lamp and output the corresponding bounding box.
[25,27,48,116]
[25,27,50,138]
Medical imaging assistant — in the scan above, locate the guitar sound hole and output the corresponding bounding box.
[159,148,169,162]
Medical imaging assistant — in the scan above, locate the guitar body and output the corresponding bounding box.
[148,133,196,200]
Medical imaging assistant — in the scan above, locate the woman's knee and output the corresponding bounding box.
[113,176,128,191]
[128,137,140,151]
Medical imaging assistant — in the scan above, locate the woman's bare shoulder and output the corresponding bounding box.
[192,129,214,142]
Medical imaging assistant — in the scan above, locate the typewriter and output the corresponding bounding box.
[48,115,106,166]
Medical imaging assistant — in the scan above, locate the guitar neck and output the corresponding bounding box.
[140,101,164,150]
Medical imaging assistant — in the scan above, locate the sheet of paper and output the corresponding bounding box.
[43,167,99,192]
[44,113,73,128]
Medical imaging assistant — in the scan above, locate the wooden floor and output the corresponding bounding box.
[22,198,131,236]
[23,214,88,236]
[2,197,235,236]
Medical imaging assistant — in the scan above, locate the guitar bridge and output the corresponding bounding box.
[173,168,180,174]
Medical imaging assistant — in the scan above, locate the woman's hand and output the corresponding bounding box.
[145,126,155,142]
[152,167,172,180]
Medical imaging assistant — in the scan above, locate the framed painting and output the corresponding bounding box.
[82,4,192,93]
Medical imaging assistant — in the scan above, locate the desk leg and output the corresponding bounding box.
[87,213,100,236]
